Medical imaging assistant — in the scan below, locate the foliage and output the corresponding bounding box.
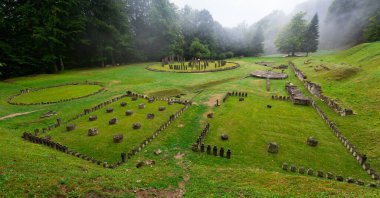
[303,14,319,56]
[275,12,308,56]
[189,38,211,58]
[364,11,380,42]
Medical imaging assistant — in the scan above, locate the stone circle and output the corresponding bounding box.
[250,70,288,79]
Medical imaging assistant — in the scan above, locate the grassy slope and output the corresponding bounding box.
[0,45,379,197]
[292,43,380,169]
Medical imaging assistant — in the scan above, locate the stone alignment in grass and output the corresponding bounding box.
[289,61,353,116]
[282,162,378,188]
[8,81,105,105]
[22,91,191,168]
[200,92,371,179]
[146,62,240,73]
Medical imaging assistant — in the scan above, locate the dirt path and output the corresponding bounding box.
[0,110,39,121]
[205,94,224,107]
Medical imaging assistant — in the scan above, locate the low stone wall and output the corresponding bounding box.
[311,100,379,183]
[145,62,240,73]
[281,162,378,188]
[8,81,105,106]
[289,62,353,116]
[285,82,311,105]
[23,91,192,169]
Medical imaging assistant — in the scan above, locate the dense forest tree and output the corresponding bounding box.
[275,13,308,56]
[364,11,380,42]
[0,0,378,78]
[303,14,319,56]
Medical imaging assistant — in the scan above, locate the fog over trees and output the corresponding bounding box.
[0,0,379,78]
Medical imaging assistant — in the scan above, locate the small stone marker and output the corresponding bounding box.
[346,177,355,183]
[106,108,114,113]
[267,142,278,154]
[220,134,229,141]
[213,146,218,156]
[109,118,118,125]
[207,113,214,118]
[226,149,231,159]
[299,167,305,174]
[307,168,314,176]
[125,110,133,116]
[282,163,288,171]
[158,106,166,111]
[113,134,123,143]
[133,123,141,129]
[147,113,155,119]
[168,101,174,105]
[307,136,319,147]
[267,105,272,109]
[219,147,225,157]
[88,128,98,136]
[120,102,127,107]
[207,145,211,155]
[327,172,334,180]
[89,115,97,121]
[356,180,364,186]
[239,97,244,101]
[336,175,344,182]
[138,104,145,109]
[154,149,162,155]
[290,165,296,172]
[121,152,126,163]
[66,124,76,132]
[317,171,324,178]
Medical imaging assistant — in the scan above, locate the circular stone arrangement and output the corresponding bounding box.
[8,82,105,105]
[250,71,288,79]
[146,62,240,73]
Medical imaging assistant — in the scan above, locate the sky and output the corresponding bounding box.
[169,0,308,27]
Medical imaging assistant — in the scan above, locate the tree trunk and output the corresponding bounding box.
[53,62,58,73]
[111,53,115,66]
[60,57,65,71]
[292,51,295,57]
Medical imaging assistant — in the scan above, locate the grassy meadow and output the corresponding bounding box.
[0,43,379,197]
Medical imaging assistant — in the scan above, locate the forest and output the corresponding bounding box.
[0,0,379,78]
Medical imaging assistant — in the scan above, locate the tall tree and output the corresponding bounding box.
[275,12,308,56]
[303,13,319,56]
[189,38,210,58]
[364,11,380,42]
[250,26,265,56]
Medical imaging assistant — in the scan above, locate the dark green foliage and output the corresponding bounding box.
[275,13,308,56]
[364,11,380,42]
[303,14,319,56]
[189,38,211,58]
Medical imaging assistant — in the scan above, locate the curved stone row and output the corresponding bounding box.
[24,90,192,169]
[282,163,378,188]
[145,62,240,74]
[311,100,380,184]
[8,81,105,106]
[289,61,353,116]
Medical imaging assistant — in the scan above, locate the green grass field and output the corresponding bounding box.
[0,43,379,197]
[43,97,183,163]
[10,84,104,104]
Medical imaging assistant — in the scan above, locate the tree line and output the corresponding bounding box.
[0,0,264,78]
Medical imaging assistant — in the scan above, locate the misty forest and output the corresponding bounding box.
[0,0,380,197]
